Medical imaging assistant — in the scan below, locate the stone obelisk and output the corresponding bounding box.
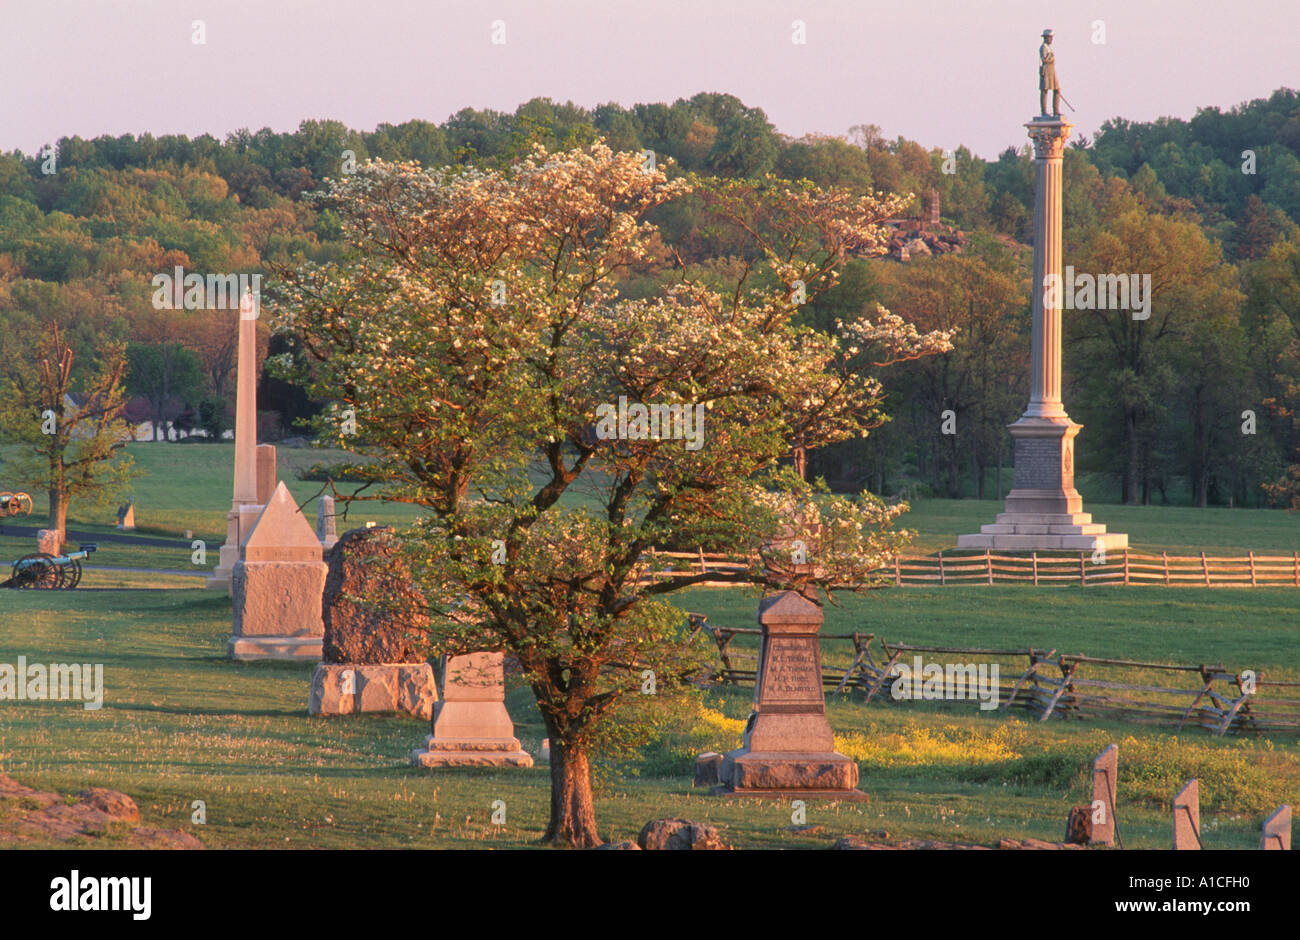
[959,38,1126,553]
[207,290,264,591]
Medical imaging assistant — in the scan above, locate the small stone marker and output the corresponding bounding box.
[711,590,864,799]
[1173,779,1201,850]
[1260,805,1291,851]
[228,482,326,660]
[116,501,135,530]
[315,495,338,549]
[255,445,277,505]
[1091,743,1118,846]
[412,652,533,767]
[36,529,61,556]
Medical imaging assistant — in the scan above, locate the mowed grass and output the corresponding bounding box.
[0,444,1297,848]
[0,580,1296,849]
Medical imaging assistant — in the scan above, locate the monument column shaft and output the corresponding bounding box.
[233,305,258,504]
[1024,121,1071,420]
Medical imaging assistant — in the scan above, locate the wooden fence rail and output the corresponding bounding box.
[640,548,1300,588]
[685,614,1300,735]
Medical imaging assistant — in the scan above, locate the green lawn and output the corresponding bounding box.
[0,580,1295,849]
[1,444,1297,849]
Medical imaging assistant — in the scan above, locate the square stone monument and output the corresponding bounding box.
[411,652,533,767]
[1172,778,1201,850]
[1260,805,1291,850]
[1091,743,1118,846]
[228,481,326,661]
[712,591,864,799]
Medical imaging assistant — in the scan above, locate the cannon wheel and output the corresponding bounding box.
[60,558,82,589]
[12,553,62,589]
[14,493,33,516]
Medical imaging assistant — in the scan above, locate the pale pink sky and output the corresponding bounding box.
[3,0,1296,160]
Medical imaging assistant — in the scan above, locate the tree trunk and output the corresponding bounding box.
[1124,410,1139,505]
[543,738,600,847]
[48,486,68,541]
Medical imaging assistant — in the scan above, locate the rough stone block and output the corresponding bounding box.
[308,662,437,719]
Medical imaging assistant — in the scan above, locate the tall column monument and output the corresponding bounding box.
[958,32,1127,553]
[207,290,267,590]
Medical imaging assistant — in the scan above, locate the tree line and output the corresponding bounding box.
[2,89,1299,521]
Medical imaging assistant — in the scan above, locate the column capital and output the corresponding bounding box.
[1025,119,1074,160]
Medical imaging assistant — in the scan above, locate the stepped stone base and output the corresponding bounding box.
[715,749,865,800]
[228,635,323,660]
[411,736,534,768]
[957,416,1127,552]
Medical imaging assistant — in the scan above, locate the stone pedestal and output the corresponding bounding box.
[309,663,438,718]
[711,591,864,800]
[958,117,1126,553]
[411,652,533,767]
[228,481,326,661]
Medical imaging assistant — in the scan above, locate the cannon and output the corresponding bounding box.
[0,492,34,516]
[2,544,97,589]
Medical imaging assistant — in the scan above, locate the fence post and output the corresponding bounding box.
[938,550,945,586]
[894,554,901,587]
[986,549,992,585]
[1162,551,1169,586]
[1249,550,1256,587]
[1032,551,1039,587]
[1122,548,1130,586]
[1079,551,1086,586]
[1294,551,1299,588]
[698,546,706,575]
[1201,551,1209,587]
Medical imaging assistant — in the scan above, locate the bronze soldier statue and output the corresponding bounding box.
[1039,29,1060,117]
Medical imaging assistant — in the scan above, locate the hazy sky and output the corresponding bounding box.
[3,0,1296,160]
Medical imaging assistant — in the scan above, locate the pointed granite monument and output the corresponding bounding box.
[958,32,1127,553]
[228,481,326,660]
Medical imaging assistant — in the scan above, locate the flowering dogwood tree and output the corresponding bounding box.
[274,143,951,846]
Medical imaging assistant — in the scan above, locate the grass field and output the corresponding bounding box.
[0,580,1296,849]
[0,443,1297,849]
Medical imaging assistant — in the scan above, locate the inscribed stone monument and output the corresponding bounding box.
[411,652,533,767]
[711,591,864,799]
